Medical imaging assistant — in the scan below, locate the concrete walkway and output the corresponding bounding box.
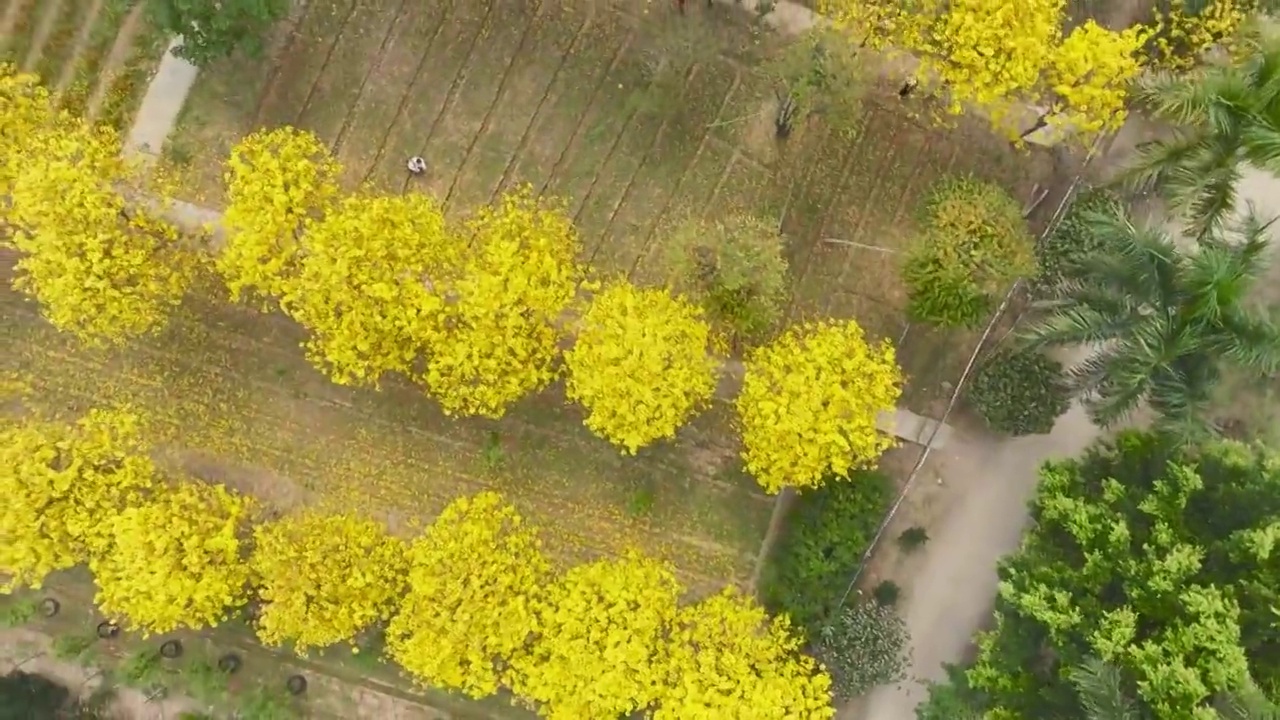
[125,37,196,158]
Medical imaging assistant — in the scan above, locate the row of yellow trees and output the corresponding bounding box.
[820,0,1254,137]
[0,408,835,718]
[0,66,901,493]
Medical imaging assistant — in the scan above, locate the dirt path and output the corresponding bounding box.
[19,0,63,72]
[847,399,1101,719]
[85,0,144,122]
[52,0,105,94]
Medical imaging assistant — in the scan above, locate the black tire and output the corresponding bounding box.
[159,640,183,659]
[39,598,60,618]
[286,674,307,696]
[96,621,120,639]
[217,653,242,674]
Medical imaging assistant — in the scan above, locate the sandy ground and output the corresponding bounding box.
[0,626,203,719]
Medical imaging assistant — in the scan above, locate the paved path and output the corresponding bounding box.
[125,36,197,158]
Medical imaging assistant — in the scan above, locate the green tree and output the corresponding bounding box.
[903,176,1035,328]
[1122,32,1280,237]
[146,0,288,66]
[1069,657,1280,720]
[968,432,1280,719]
[1023,205,1280,433]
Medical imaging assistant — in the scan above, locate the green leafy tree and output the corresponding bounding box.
[1069,657,1280,720]
[1122,32,1280,237]
[146,0,288,66]
[1023,205,1280,432]
[761,469,893,635]
[968,432,1280,719]
[903,176,1035,328]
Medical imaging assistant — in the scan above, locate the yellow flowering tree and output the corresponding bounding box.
[250,512,407,653]
[821,0,1145,137]
[386,492,550,697]
[1149,0,1256,71]
[0,409,156,592]
[508,553,681,719]
[219,127,340,303]
[565,282,719,453]
[281,193,459,386]
[737,320,902,493]
[1,66,65,197]
[91,482,252,634]
[418,186,581,418]
[654,588,834,719]
[5,110,193,345]
[1048,22,1150,135]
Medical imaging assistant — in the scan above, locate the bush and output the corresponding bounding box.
[872,580,901,608]
[967,348,1070,436]
[661,212,789,348]
[903,177,1035,328]
[816,601,910,700]
[1034,188,1122,288]
[761,469,893,636]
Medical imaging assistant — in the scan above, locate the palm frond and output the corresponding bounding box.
[1215,674,1280,720]
[1068,657,1142,720]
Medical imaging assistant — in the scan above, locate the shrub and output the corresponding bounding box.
[872,580,901,607]
[761,469,893,636]
[148,0,289,67]
[816,601,911,700]
[1034,188,1122,288]
[737,320,902,493]
[903,177,1035,328]
[661,212,789,348]
[897,526,930,552]
[967,348,1070,436]
[915,663,988,720]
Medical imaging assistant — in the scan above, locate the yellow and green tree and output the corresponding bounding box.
[820,0,1148,137]
[737,319,902,493]
[250,512,407,653]
[219,127,340,304]
[654,588,835,718]
[3,68,193,344]
[565,281,719,453]
[281,193,459,387]
[0,410,157,592]
[508,553,681,719]
[418,187,582,418]
[91,482,252,635]
[386,492,550,697]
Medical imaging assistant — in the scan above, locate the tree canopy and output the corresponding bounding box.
[967,431,1280,719]
[1023,205,1280,434]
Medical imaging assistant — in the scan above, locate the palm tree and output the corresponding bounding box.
[1070,657,1280,720]
[1023,205,1280,433]
[1122,29,1280,238]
